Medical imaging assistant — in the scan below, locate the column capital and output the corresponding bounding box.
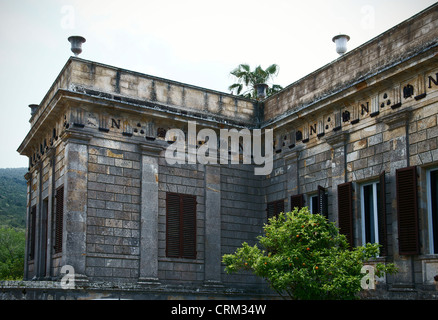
[380,109,411,131]
[138,141,164,157]
[325,131,349,148]
[283,145,303,161]
[60,129,92,145]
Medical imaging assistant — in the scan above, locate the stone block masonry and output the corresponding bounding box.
[86,139,142,282]
[13,3,438,299]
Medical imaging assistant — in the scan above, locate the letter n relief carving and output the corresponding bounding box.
[428,73,438,88]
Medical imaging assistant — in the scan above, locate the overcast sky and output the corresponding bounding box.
[0,0,436,168]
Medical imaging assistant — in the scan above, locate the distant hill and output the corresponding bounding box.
[0,168,27,229]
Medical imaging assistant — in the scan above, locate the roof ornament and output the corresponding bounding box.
[68,36,86,56]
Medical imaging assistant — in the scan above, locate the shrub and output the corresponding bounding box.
[222,207,397,299]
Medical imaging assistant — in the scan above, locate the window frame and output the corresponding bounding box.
[360,181,380,246]
[309,194,318,214]
[426,167,438,254]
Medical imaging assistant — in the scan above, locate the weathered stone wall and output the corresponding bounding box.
[0,280,276,300]
[86,138,142,282]
[157,161,205,285]
[265,51,438,293]
[24,124,66,280]
[220,164,265,289]
[15,3,438,300]
[28,58,258,129]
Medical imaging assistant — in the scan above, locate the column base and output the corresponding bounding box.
[73,273,89,287]
[138,277,161,285]
[203,280,224,288]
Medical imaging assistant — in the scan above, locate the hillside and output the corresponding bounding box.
[0,168,27,229]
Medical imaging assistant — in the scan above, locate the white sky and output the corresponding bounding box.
[0,0,436,168]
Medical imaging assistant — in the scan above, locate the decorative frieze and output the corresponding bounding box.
[278,68,438,152]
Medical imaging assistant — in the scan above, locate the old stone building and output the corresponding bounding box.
[11,3,438,299]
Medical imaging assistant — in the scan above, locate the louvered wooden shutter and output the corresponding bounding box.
[267,201,276,220]
[318,185,328,218]
[29,206,37,260]
[267,200,285,220]
[431,170,438,254]
[290,194,304,211]
[278,200,284,216]
[337,182,354,248]
[166,193,181,258]
[54,186,64,254]
[182,195,197,259]
[396,166,419,255]
[166,193,197,259]
[378,171,388,256]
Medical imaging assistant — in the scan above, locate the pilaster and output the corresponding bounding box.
[204,164,222,287]
[326,131,349,223]
[60,130,91,284]
[284,147,301,212]
[138,141,162,285]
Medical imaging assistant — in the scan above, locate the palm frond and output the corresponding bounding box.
[265,64,279,76]
[228,83,243,95]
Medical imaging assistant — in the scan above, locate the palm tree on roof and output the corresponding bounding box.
[228,63,283,100]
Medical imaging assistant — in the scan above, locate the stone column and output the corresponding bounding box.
[326,131,348,223]
[36,148,55,279]
[61,130,91,284]
[284,147,301,212]
[23,171,32,280]
[138,141,162,285]
[381,110,412,288]
[204,164,222,287]
[34,162,44,279]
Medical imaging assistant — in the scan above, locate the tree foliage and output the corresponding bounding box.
[0,226,25,280]
[222,207,397,299]
[228,63,283,99]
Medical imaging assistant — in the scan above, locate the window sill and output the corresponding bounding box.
[364,256,387,263]
[52,252,62,259]
[160,257,203,264]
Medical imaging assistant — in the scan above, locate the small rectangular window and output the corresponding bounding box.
[360,173,388,256]
[309,195,318,214]
[361,182,379,245]
[309,187,328,218]
[427,168,438,254]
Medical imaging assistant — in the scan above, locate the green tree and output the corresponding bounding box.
[228,63,283,99]
[0,227,25,280]
[222,207,397,300]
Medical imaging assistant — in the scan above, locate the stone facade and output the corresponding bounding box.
[10,3,438,299]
